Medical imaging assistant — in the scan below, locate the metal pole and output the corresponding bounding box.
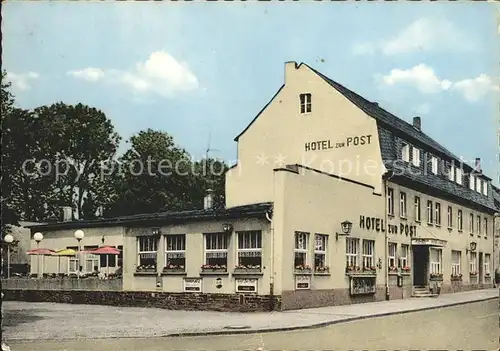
[77,239,81,280]
[37,241,40,278]
[7,246,10,279]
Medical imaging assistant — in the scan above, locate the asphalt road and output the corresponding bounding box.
[6,300,499,351]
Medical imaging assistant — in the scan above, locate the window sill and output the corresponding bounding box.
[484,235,488,239]
[388,271,399,276]
[200,271,229,276]
[294,271,313,276]
[427,222,433,226]
[400,216,407,221]
[415,220,421,224]
[388,214,395,218]
[458,230,463,233]
[434,224,441,228]
[134,271,157,276]
[232,271,264,276]
[469,233,474,236]
[346,272,377,278]
[161,271,187,276]
[401,272,411,276]
[313,272,331,276]
[447,227,452,231]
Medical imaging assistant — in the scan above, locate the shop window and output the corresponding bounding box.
[165,234,186,270]
[204,233,229,269]
[387,188,394,216]
[314,234,328,272]
[476,215,481,235]
[451,250,461,276]
[399,192,407,218]
[100,251,116,268]
[427,200,433,224]
[362,240,374,270]
[388,243,397,269]
[429,248,442,274]
[299,93,312,114]
[237,231,262,269]
[67,246,78,274]
[469,251,477,273]
[484,254,491,275]
[400,245,409,269]
[84,246,99,273]
[346,238,359,269]
[434,203,441,226]
[469,213,474,233]
[457,210,463,231]
[447,206,453,229]
[414,196,421,222]
[137,236,157,267]
[294,232,309,268]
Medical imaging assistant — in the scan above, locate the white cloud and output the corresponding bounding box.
[353,18,474,56]
[68,51,199,97]
[452,74,499,103]
[67,68,105,82]
[382,64,452,94]
[380,64,498,103]
[6,71,40,91]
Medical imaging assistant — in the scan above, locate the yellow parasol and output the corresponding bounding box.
[52,248,77,274]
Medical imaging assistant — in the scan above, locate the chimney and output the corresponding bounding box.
[203,189,214,210]
[475,158,482,173]
[372,101,379,106]
[284,61,298,85]
[61,206,73,222]
[413,116,421,131]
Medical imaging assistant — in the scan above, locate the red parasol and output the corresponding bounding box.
[89,246,121,255]
[27,248,55,255]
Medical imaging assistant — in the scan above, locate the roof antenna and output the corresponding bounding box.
[204,131,219,178]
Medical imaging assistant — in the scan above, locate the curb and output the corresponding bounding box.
[165,296,497,338]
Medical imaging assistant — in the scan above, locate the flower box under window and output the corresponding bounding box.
[201,264,227,273]
[295,265,312,274]
[345,265,362,274]
[429,273,443,281]
[469,272,478,277]
[234,265,261,273]
[162,265,185,273]
[451,274,462,281]
[388,266,398,274]
[315,266,330,274]
[485,273,491,278]
[361,267,377,275]
[401,266,411,273]
[136,265,156,273]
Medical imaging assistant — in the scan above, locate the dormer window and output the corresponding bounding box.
[412,147,421,167]
[456,167,463,185]
[469,175,475,190]
[299,93,312,114]
[401,143,410,162]
[476,177,481,193]
[427,153,438,175]
[483,181,488,196]
[448,163,455,182]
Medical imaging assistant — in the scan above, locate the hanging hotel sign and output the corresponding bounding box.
[183,278,202,292]
[295,275,311,290]
[359,215,417,236]
[304,134,373,152]
[411,238,446,247]
[349,276,376,296]
[235,278,258,293]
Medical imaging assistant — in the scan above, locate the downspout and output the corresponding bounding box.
[384,171,394,301]
[266,207,274,311]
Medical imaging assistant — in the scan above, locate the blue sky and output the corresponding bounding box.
[3,2,499,183]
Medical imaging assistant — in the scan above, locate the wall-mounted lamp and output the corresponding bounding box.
[335,220,353,241]
[377,257,383,269]
[466,241,477,254]
[101,236,105,244]
[222,223,233,233]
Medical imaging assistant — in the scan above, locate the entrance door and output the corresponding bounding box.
[412,246,429,286]
[478,252,483,286]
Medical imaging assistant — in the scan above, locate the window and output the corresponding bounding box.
[448,164,455,182]
[431,156,438,174]
[400,192,407,218]
[237,231,262,269]
[427,200,433,224]
[457,210,463,231]
[314,234,328,271]
[401,143,410,162]
[469,175,475,190]
[469,213,474,233]
[469,251,477,273]
[476,215,481,235]
[346,238,359,268]
[100,249,117,268]
[484,218,488,237]
[137,236,157,267]
[299,93,312,114]
[67,246,78,274]
[83,246,99,273]
[483,181,488,196]
[387,188,394,215]
[294,232,309,268]
[447,206,453,228]
[456,167,463,185]
[434,203,441,226]
[451,251,461,276]
[400,245,409,269]
[205,233,229,269]
[476,178,481,193]
[362,240,375,270]
[414,196,421,222]
[485,254,491,275]
[412,147,421,167]
[165,234,186,269]
[429,248,442,274]
[388,243,397,269]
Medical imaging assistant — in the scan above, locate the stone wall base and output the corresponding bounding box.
[3,289,281,312]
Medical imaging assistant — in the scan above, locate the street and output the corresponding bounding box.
[5,299,498,351]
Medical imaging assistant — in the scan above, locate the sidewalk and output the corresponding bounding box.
[3,289,498,341]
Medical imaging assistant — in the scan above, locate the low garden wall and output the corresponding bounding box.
[1,277,123,291]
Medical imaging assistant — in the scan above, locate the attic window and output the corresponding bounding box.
[401,143,410,162]
[300,93,312,114]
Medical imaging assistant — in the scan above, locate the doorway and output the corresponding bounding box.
[412,246,429,286]
[478,252,483,286]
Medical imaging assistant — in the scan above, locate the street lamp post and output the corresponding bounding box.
[4,234,14,279]
[33,232,43,278]
[74,230,84,279]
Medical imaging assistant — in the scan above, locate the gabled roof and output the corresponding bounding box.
[27,202,273,231]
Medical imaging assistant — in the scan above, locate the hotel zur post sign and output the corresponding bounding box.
[358,215,417,236]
